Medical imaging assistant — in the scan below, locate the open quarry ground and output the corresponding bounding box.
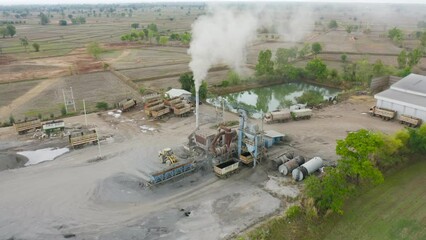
[0,95,402,240]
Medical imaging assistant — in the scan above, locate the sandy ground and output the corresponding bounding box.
[0,96,403,240]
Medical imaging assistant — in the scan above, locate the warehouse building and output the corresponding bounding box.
[374,73,426,121]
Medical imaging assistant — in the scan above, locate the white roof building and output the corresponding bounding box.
[165,88,192,98]
[374,73,426,121]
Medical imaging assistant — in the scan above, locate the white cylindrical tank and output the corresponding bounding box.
[292,157,323,181]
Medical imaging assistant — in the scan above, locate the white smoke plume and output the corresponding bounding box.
[188,5,260,91]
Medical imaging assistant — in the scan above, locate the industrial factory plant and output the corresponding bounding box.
[0,1,425,240]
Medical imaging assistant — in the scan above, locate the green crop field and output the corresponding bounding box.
[322,160,426,240]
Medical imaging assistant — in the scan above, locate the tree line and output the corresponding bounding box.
[120,23,191,45]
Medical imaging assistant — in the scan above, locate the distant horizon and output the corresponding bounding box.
[1,0,426,6]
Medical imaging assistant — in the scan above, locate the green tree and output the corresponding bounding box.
[306,58,328,80]
[296,90,324,107]
[147,29,154,43]
[9,115,15,124]
[311,42,322,55]
[345,25,354,34]
[198,81,208,100]
[6,24,16,37]
[305,168,351,214]
[131,23,139,29]
[32,42,40,52]
[397,50,407,69]
[407,47,423,67]
[336,129,384,185]
[229,71,241,85]
[420,32,426,47]
[407,124,426,154]
[388,27,404,44]
[147,23,158,32]
[328,19,338,29]
[40,12,49,25]
[255,49,274,76]
[341,54,347,62]
[159,36,168,45]
[0,27,6,38]
[58,19,67,26]
[181,32,191,44]
[20,37,29,51]
[298,43,311,58]
[179,73,194,92]
[86,42,103,59]
[373,132,405,171]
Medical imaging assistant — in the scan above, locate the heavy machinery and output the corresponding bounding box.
[369,106,396,121]
[237,109,266,167]
[158,148,178,165]
[14,119,42,135]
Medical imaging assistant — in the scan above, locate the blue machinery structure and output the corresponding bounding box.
[237,109,264,167]
[149,161,195,185]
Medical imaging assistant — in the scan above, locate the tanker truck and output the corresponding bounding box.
[264,109,291,124]
[291,109,313,120]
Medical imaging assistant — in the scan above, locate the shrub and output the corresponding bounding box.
[296,90,324,107]
[9,115,15,124]
[285,205,302,219]
[96,102,109,110]
[61,106,67,116]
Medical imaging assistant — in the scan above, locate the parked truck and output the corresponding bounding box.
[214,159,240,178]
[264,109,291,124]
[151,106,170,119]
[398,114,422,127]
[291,109,313,120]
[69,129,98,148]
[42,120,65,136]
[369,106,396,121]
[118,98,137,112]
[14,119,42,135]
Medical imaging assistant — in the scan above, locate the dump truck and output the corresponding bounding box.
[369,106,396,121]
[291,109,312,120]
[118,98,137,112]
[151,106,170,119]
[69,129,98,148]
[164,97,182,107]
[214,159,240,178]
[264,109,291,124]
[42,120,65,136]
[14,119,42,135]
[173,103,192,117]
[398,114,422,127]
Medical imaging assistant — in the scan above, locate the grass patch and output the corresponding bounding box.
[240,160,426,240]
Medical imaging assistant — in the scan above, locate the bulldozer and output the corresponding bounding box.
[159,148,178,165]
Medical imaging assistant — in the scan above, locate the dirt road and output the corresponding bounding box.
[0,96,403,239]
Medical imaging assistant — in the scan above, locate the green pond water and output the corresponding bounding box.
[207,82,341,118]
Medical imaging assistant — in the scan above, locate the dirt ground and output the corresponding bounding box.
[0,95,403,240]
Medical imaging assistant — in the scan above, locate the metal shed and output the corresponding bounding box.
[374,74,426,122]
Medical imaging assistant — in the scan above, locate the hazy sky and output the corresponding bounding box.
[0,0,425,5]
